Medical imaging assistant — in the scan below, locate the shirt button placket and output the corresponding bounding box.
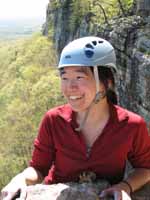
[86,146,91,159]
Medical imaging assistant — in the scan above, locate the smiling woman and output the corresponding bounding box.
[1,36,150,200]
[0,0,49,19]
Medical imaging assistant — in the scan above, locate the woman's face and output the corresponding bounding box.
[60,66,105,112]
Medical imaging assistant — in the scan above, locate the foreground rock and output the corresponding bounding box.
[16,180,150,200]
[17,181,111,200]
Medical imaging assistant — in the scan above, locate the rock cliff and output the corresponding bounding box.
[43,0,150,126]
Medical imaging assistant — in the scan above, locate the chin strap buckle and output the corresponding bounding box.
[94,91,106,104]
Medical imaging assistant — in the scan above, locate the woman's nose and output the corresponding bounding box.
[68,79,78,89]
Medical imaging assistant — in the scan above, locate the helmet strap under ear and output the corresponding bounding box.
[94,66,99,94]
[93,66,106,103]
[75,66,106,132]
[75,101,94,132]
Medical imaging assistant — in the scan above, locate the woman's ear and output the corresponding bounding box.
[108,79,113,90]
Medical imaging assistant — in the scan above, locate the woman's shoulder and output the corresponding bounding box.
[111,104,149,137]
[114,104,145,124]
[44,104,73,120]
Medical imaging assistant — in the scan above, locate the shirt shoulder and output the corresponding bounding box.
[45,104,73,122]
[113,105,149,147]
[114,105,144,125]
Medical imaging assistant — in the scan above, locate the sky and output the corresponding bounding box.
[0,0,49,20]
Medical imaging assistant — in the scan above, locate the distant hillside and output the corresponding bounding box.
[0,18,45,40]
[0,33,64,188]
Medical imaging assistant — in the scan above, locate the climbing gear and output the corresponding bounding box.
[58,36,116,71]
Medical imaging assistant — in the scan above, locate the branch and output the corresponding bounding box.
[117,0,127,16]
[93,0,110,25]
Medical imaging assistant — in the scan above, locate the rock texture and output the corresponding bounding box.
[20,181,111,200]
[136,0,150,16]
[43,0,150,126]
[43,0,75,56]
[109,15,150,125]
[16,181,150,200]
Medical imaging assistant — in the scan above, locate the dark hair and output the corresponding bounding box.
[91,66,118,104]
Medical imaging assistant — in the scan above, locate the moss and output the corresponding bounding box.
[139,46,150,55]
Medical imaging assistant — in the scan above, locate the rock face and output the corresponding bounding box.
[43,0,75,56]
[109,16,150,125]
[43,0,150,126]
[136,0,150,16]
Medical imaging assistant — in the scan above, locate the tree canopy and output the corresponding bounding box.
[0,33,65,189]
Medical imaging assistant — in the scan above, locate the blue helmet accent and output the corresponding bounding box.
[85,49,94,58]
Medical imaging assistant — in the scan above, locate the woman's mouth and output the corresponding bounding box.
[69,95,83,100]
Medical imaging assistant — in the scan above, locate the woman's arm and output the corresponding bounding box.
[22,167,44,185]
[100,168,150,200]
[120,168,150,193]
[0,167,44,200]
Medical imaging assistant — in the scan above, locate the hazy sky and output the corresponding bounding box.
[0,0,49,19]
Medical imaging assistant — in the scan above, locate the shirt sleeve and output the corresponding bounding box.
[128,118,150,169]
[29,112,55,177]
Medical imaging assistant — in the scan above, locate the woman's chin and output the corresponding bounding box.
[69,104,86,112]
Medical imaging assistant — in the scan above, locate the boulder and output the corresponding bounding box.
[16,180,150,200]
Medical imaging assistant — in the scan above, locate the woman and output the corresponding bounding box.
[1,36,150,200]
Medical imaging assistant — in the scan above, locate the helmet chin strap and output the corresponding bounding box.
[75,66,106,132]
[93,66,106,103]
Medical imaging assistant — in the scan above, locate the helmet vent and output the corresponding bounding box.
[65,55,71,59]
[98,40,103,43]
[85,44,94,49]
[85,50,94,58]
[92,41,97,46]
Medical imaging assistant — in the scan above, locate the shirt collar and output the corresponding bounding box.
[57,104,74,122]
[57,103,129,124]
[109,103,129,123]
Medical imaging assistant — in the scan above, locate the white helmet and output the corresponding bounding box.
[58,36,116,71]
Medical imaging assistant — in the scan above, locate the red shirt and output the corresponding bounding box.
[30,104,150,184]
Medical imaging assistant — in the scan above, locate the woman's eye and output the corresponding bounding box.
[77,76,84,80]
[61,77,68,81]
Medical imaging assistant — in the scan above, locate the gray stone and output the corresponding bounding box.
[16,181,150,200]
[17,181,112,200]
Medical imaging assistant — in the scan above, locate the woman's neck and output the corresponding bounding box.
[76,98,110,147]
[76,98,110,128]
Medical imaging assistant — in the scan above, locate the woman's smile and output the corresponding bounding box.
[69,95,83,100]
[60,66,106,112]
[67,94,85,110]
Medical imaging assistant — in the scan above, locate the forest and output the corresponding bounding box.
[0,33,65,188]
